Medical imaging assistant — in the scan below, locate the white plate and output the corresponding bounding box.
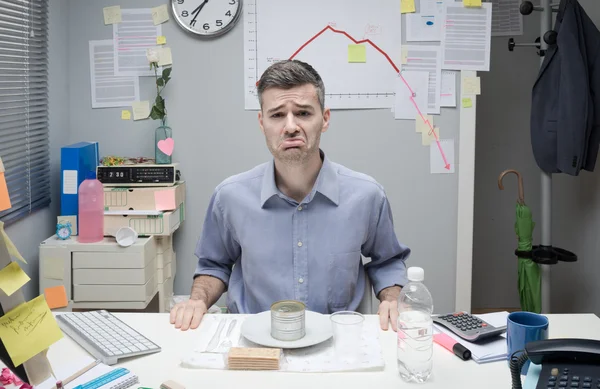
[241,310,333,349]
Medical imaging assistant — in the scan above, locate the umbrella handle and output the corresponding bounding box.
[498,169,525,205]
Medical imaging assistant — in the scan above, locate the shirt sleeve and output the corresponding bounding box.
[194,190,240,287]
[362,193,410,297]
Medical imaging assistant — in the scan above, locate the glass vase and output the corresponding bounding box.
[155,120,173,164]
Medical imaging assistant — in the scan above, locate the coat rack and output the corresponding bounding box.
[507,0,578,314]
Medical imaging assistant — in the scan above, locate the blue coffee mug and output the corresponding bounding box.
[506,311,549,374]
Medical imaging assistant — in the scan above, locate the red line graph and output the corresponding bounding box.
[289,25,450,170]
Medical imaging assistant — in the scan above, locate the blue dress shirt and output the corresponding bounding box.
[194,151,410,314]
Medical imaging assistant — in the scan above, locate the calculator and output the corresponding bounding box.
[432,312,507,342]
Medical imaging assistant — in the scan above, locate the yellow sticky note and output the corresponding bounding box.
[158,47,173,66]
[132,101,150,121]
[42,258,64,280]
[348,44,367,63]
[416,115,434,133]
[401,0,416,13]
[462,76,481,95]
[0,224,26,264]
[422,127,440,146]
[157,35,167,45]
[0,295,63,366]
[0,262,30,296]
[463,0,482,6]
[121,110,131,120]
[152,4,170,25]
[462,97,473,108]
[401,47,409,65]
[103,5,122,25]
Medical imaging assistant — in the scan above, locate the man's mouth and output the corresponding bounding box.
[282,138,305,149]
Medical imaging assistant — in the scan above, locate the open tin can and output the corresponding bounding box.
[270,300,306,341]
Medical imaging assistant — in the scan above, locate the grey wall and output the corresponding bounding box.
[4,0,71,300]
[472,0,600,314]
[64,0,461,313]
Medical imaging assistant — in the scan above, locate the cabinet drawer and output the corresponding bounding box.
[73,258,156,285]
[73,275,156,302]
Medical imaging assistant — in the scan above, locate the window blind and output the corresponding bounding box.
[0,0,50,224]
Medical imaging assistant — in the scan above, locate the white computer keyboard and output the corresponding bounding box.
[56,310,161,365]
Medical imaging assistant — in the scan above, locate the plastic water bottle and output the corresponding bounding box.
[397,266,434,383]
[78,171,104,243]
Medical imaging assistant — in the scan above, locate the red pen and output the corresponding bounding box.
[433,332,472,361]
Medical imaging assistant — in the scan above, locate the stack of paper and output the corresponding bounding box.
[433,311,509,363]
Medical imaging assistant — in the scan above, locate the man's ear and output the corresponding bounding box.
[258,110,265,134]
[321,107,331,133]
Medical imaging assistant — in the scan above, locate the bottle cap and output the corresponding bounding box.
[86,171,96,180]
[407,267,424,282]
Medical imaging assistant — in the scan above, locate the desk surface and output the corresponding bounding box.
[44,313,600,389]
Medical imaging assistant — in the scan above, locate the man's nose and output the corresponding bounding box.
[283,112,299,133]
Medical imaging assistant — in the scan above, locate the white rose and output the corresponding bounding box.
[146,48,159,63]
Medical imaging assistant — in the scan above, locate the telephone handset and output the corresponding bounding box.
[510,338,600,389]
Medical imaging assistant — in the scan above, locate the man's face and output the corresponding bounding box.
[258,84,330,165]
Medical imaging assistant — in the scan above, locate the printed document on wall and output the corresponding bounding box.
[406,0,455,42]
[89,40,140,108]
[440,71,457,107]
[441,2,492,71]
[113,8,162,77]
[394,71,429,120]
[401,46,442,114]
[490,0,523,36]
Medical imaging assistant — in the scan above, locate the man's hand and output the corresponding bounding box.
[377,286,401,331]
[170,298,208,331]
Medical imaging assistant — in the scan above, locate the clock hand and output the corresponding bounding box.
[190,0,209,25]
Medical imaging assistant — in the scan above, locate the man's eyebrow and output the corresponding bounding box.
[294,104,315,111]
[266,104,285,114]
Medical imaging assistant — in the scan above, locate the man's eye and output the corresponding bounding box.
[297,111,310,116]
[271,113,283,118]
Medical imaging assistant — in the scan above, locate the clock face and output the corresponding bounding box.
[57,227,70,239]
[171,0,243,38]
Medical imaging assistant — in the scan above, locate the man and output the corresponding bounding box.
[170,60,410,332]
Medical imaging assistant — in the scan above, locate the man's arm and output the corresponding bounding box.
[190,275,226,308]
[362,192,410,331]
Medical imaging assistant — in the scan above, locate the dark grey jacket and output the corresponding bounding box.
[531,0,600,176]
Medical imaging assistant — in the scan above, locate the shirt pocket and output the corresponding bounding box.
[328,251,361,311]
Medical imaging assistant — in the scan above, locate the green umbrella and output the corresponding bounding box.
[499,170,541,313]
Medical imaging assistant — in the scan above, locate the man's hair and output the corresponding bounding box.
[257,60,325,112]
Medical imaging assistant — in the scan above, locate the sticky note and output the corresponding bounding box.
[132,101,150,121]
[44,286,68,309]
[422,126,440,146]
[0,158,4,173]
[121,110,131,120]
[158,47,173,67]
[401,0,416,13]
[401,47,409,65]
[463,0,482,6]
[416,115,434,133]
[462,76,481,95]
[103,6,122,25]
[0,172,9,212]
[157,35,167,45]
[0,262,30,296]
[348,44,367,63]
[154,191,176,211]
[152,4,170,25]
[42,258,64,280]
[0,295,63,366]
[0,225,26,264]
[462,97,473,108]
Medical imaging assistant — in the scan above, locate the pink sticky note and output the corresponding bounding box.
[154,190,176,211]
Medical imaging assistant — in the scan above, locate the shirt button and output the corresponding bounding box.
[297,206,303,211]
[297,241,303,247]
[298,278,304,284]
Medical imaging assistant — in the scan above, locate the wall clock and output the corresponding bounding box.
[171,0,243,38]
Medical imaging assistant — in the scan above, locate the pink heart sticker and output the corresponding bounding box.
[157,137,174,156]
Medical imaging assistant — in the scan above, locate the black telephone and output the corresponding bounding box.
[510,338,600,389]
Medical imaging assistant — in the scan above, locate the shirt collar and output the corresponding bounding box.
[260,150,339,207]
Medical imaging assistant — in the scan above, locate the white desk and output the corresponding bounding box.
[43,313,600,389]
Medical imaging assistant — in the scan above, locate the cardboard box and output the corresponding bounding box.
[103,203,184,237]
[104,181,186,211]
